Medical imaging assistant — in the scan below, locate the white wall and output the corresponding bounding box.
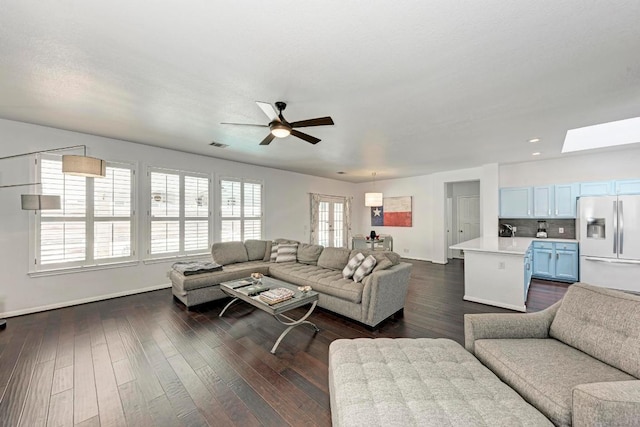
[500,147,640,187]
[355,164,499,263]
[0,119,357,316]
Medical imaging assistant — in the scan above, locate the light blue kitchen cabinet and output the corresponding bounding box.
[532,245,554,278]
[524,245,533,301]
[555,248,579,281]
[499,187,532,218]
[533,186,554,217]
[579,181,613,196]
[615,179,640,195]
[531,241,579,283]
[554,183,579,217]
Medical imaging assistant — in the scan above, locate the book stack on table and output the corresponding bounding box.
[259,287,295,305]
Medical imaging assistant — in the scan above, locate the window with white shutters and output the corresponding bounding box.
[149,168,210,258]
[35,156,135,271]
[220,178,263,242]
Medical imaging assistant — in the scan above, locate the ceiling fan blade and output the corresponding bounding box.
[256,101,278,121]
[259,133,276,146]
[220,122,268,127]
[291,129,321,145]
[290,116,334,128]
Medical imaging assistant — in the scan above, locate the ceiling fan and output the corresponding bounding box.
[221,101,334,145]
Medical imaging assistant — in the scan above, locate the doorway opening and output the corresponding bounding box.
[446,180,480,260]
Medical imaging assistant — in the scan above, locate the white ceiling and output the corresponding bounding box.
[1,1,639,183]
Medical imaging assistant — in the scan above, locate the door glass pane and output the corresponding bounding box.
[333,202,344,247]
[318,202,329,247]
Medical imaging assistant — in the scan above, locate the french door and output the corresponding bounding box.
[316,197,346,248]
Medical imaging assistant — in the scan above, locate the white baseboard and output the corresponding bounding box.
[463,295,526,312]
[1,283,172,318]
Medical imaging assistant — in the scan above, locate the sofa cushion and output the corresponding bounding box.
[372,257,393,272]
[269,263,364,303]
[276,243,298,263]
[297,243,324,265]
[353,255,377,283]
[549,282,640,378]
[474,338,635,426]
[245,239,269,261]
[342,253,365,279]
[262,240,273,261]
[317,247,352,271]
[211,241,249,265]
[170,260,271,292]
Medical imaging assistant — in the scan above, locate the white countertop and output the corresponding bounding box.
[450,237,578,255]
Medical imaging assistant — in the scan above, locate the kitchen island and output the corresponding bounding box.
[450,237,577,311]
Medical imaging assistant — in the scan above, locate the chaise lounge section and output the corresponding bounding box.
[170,239,413,328]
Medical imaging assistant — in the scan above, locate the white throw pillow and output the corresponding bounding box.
[270,243,279,262]
[342,253,365,279]
[276,243,298,263]
[353,255,377,282]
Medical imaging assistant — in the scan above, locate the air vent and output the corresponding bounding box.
[209,141,229,148]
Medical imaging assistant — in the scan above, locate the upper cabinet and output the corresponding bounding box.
[533,186,554,217]
[615,179,640,195]
[499,187,532,218]
[500,179,640,218]
[500,184,577,218]
[554,183,579,217]
[579,181,613,196]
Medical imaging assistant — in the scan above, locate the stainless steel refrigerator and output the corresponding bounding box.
[578,195,640,292]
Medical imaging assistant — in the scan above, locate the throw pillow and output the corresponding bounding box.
[342,253,365,279]
[270,243,279,262]
[276,243,298,263]
[297,243,324,265]
[372,257,393,272]
[353,255,377,282]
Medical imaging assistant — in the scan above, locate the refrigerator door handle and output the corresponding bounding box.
[613,200,618,254]
[619,200,624,255]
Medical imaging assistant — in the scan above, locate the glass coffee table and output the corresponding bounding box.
[219,276,320,354]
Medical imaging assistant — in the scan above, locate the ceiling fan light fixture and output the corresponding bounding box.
[270,122,291,138]
[364,172,383,207]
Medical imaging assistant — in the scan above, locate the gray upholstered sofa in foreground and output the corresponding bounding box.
[329,283,640,426]
[465,282,640,426]
[170,239,412,328]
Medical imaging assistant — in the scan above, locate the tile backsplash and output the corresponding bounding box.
[499,219,576,239]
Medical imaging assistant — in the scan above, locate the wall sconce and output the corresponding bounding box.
[0,144,106,210]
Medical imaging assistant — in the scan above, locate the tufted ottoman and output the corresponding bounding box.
[328,338,552,426]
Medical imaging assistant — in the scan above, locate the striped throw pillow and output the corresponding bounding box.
[342,253,365,279]
[353,255,377,282]
[276,243,298,263]
[270,243,279,262]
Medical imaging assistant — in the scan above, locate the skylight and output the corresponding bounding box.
[562,117,640,153]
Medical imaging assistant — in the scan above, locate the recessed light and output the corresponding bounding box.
[336,171,346,174]
[532,152,541,156]
[528,138,541,143]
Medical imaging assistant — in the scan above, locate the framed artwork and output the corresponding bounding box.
[371,196,412,227]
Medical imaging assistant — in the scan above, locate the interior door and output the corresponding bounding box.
[457,196,480,245]
[317,198,346,248]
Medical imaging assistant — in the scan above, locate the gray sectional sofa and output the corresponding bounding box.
[329,283,640,426]
[170,239,412,328]
[465,282,640,426]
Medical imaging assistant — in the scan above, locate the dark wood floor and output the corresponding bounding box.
[0,259,569,427]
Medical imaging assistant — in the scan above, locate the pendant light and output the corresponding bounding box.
[364,172,383,207]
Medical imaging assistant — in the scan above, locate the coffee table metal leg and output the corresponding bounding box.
[270,301,319,354]
[219,297,240,317]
